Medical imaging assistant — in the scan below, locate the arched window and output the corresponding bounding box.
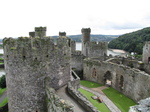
[92,68,97,78]
[119,75,124,90]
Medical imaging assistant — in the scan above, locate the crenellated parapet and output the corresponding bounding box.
[72,51,82,56]
[86,41,108,49]
[35,26,47,38]
[59,32,66,36]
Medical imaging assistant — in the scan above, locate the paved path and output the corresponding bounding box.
[80,85,121,112]
[56,86,86,112]
[0,90,7,103]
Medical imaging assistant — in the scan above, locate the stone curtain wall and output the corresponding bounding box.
[67,70,99,112]
[83,58,150,102]
[3,37,71,112]
[85,41,108,58]
[46,87,74,112]
[71,51,84,79]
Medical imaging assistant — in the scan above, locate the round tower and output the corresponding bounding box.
[81,28,91,43]
[81,28,91,56]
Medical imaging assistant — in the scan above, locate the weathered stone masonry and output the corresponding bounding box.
[83,58,150,102]
[3,36,71,112]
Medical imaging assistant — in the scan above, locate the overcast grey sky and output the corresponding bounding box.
[0,0,150,38]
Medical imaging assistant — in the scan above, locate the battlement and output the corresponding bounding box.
[3,36,71,60]
[29,32,35,37]
[59,32,66,36]
[72,51,82,56]
[35,27,46,31]
[86,41,108,49]
[81,28,91,33]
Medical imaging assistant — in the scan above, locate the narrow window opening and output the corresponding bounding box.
[119,75,124,90]
[92,68,97,78]
[23,56,26,59]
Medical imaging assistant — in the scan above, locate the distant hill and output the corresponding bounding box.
[108,27,150,54]
[53,34,119,42]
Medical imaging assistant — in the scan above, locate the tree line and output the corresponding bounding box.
[108,27,150,54]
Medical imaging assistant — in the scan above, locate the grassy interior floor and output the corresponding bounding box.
[80,80,136,112]
[79,88,110,112]
[102,87,136,112]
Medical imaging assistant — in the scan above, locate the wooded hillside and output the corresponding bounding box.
[108,27,150,54]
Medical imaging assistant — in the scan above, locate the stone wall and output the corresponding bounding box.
[129,97,150,112]
[46,86,73,112]
[71,51,84,79]
[144,64,150,75]
[83,58,150,102]
[106,57,150,75]
[3,37,71,112]
[85,41,108,58]
[67,70,100,112]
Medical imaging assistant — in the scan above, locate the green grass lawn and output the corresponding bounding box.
[0,88,6,96]
[80,80,103,88]
[102,87,136,112]
[79,88,110,112]
[0,97,8,108]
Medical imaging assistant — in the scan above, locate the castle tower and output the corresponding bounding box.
[35,26,46,38]
[3,35,71,111]
[81,28,91,56]
[142,41,150,63]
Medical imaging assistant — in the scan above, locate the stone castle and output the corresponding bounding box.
[3,27,150,112]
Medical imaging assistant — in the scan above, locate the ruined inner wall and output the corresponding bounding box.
[3,37,71,112]
[83,58,150,102]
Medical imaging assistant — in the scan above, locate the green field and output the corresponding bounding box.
[79,88,110,112]
[0,97,8,108]
[0,88,6,95]
[80,80,102,88]
[102,87,136,112]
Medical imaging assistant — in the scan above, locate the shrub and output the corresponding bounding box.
[0,75,6,88]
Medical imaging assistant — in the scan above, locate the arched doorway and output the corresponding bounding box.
[119,75,124,90]
[104,71,112,86]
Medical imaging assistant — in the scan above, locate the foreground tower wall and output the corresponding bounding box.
[3,36,71,112]
[142,41,150,63]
